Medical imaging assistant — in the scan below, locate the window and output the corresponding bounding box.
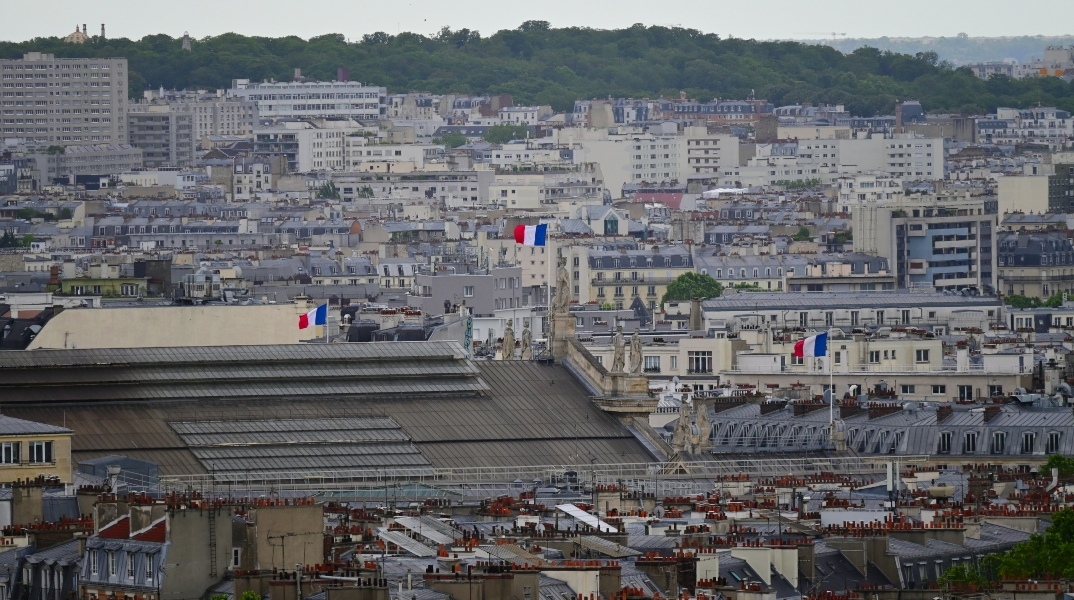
[230,548,241,569]
[90,551,99,575]
[687,351,713,373]
[868,351,880,363]
[0,442,19,464]
[108,551,116,576]
[932,385,946,395]
[915,349,930,363]
[670,356,677,370]
[992,432,1007,454]
[938,431,952,454]
[146,554,154,581]
[463,286,474,297]
[29,441,52,464]
[901,384,915,395]
[127,553,134,579]
[644,356,661,373]
[963,432,978,453]
[1047,431,1061,454]
[989,384,1003,397]
[1021,432,1036,454]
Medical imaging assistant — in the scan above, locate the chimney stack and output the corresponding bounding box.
[82,24,87,35]
[294,68,302,81]
[101,24,105,39]
[337,67,350,82]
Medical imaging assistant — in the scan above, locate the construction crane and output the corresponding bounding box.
[795,32,848,40]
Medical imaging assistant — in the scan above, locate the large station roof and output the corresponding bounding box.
[1,342,652,475]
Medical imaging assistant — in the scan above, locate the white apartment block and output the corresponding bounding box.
[343,139,441,171]
[254,119,367,172]
[229,79,386,121]
[142,89,257,146]
[978,107,1072,151]
[0,53,128,147]
[835,174,904,213]
[683,126,740,177]
[798,135,944,179]
[498,105,552,125]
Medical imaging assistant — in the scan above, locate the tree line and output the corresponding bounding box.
[4,22,1074,115]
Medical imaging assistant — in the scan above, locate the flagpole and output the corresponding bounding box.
[829,329,834,432]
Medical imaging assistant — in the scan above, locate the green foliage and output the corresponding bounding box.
[0,230,29,248]
[793,226,812,242]
[437,132,468,148]
[1044,454,1074,477]
[730,283,763,291]
[937,562,987,591]
[356,186,374,198]
[662,272,723,304]
[599,302,615,310]
[972,508,1074,581]
[6,26,1074,114]
[483,124,530,144]
[58,207,73,220]
[316,181,340,199]
[240,591,261,600]
[775,179,822,189]
[16,208,57,221]
[211,595,229,600]
[45,145,65,155]
[1005,292,1066,309]
[1004,294,1043,309]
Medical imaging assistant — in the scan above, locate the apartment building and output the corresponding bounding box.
[834,174,904,214]
[0,415,73,483]
[141,88,257,146]
[230,79,386,121]
[254,118,366,172]
[853,190,997,292]
[683,126,740,177]
[977,107,1073,151]
[568,245,694,311]
[127,104,196,168]
[21,144,143,188]
[797,135,944,179]
[0,52,128,147]
[997,231,1074,298]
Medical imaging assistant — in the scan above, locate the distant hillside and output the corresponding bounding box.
[3,24,1074,116]
[799,35,1074,65]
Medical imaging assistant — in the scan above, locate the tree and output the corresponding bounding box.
[793,226,812,241]
[438,132,468,148]
[58,207,73,220]
[45,145,65,155]
[483,124,530,144]
[316,181,340,199]
[937,562,987,591]
[240,592,261,600]
[1004,294,1044,309]
[662,272,723,304]
[1044,454,1074,477]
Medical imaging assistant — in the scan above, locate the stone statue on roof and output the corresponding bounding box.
[520,325,532,360]
[629,329,642,375]
[553,257,571,314]
[611,325,626,372]
[501,319,515,360]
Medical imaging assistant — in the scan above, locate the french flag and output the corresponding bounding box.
[299,304,327,330]
[793,332,828,358]
[513,224,547,246]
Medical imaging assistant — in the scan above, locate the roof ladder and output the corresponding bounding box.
[208,508,218,578]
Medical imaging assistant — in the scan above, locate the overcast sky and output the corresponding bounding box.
[3,0,1073,42]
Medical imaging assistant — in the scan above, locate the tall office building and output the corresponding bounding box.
[0,52,128,147]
